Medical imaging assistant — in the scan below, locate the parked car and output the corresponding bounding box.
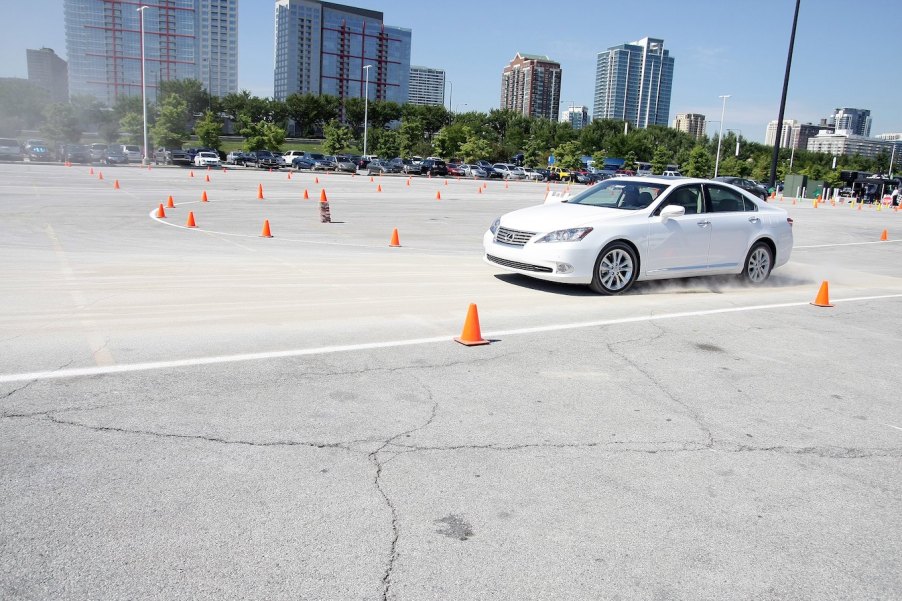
[247,150,281,169]
[334,155,357,173]
[484,176,793,295]
[294,152,325,170]
[662,170,683,177]
[493,163,524,180]
[523,168,545,181]
[476,160,502,178]
[402,161,421,175]
[366,159,392,175]
[225,151,245,165]
[0,138,23,161]
[447,163,466,177]
[121,144,142,162]
[420,158,448,176]
[713,176,768,200]
[24,139,50,162]
[89,143,109,162]
[388,157,415,173]
[154,147,191,165]
[100,146,129,165]
[312,155,337,171]
[282,150,307,163]
[61,144,92,164]
[194,151,221,167]
[464,164,490,178]
[272,151,287,166]
[548,166,572,182]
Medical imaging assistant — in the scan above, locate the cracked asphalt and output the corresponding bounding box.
[1,164,900,600]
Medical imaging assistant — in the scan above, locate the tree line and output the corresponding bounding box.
[0,77,892,185]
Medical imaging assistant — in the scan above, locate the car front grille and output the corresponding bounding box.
[494,226,536,247]
[487,254,553,273]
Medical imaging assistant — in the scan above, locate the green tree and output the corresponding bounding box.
[398,120,425,157]
[685,145,714,178]
[159,79,211,115]
[552,141,583,169]
[651,146,671,174]
[343,97,366,135]
[459,134,494,163]
[591,150,607,170]
[372,128,400,158]
[41,103,82,146]
[402,104,450,138]
[431,124,470,159]
[285,93,339,136]
[241,120,285,152]
[118,113,144,145]
[322,119,353,155]
[194,110,222,150]
[0,79,48,135]
[623,151,638,172]
[150,95,189,149]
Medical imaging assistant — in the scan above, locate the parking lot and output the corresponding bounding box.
[1,163,900,600]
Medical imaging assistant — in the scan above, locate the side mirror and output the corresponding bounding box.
[659,204,685,221]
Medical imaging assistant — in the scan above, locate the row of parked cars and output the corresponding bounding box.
[0,139,143,164]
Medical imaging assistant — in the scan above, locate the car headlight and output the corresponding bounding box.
[489,218,501,234]
[535,227,593,243]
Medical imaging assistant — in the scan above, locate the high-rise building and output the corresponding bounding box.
[791,123,831,151]
[827,108,871,137]
[593,37,674,128]
[807,131,896,159]
[672,113,705,140]
[500,53,562,120]
[560,105,590,130]
[26,48,69,103]
[274,0,411,105]
[408,66,445,106]
[765,119,797,147]
[64,0,238,105]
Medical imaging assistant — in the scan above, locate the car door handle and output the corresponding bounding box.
[748,216,760,223]
[696,220,711,227]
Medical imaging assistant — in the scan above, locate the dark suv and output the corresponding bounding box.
[247,150,281,169]
[420,158,448,176]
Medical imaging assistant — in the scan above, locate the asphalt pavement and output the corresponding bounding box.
[1,163,900,600]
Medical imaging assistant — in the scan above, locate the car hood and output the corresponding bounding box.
[500,202,636,233]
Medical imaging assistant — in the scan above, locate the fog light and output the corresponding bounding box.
[556,263,574,274]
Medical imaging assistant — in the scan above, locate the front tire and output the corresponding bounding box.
[589,242,638,295]
[739,242,773,284]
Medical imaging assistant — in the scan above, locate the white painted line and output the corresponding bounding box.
[886,424,902,433]
[2,292,902,384]
[795,240,899,249]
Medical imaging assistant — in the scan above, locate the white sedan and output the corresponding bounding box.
[484,176,793,295]
[194,151,221,167]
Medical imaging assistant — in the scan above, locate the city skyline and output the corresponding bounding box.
[2,0,901,142]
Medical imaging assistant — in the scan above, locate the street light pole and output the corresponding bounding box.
[362,64,372,158]
[714,94,730,177]
[138,6,149,165]
[727,129,742,156]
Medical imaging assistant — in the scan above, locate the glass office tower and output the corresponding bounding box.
[593,37,674,129]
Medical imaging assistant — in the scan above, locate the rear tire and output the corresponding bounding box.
[739,242,773,284]
[589,242,638,295]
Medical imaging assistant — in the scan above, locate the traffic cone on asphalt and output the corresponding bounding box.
[189,170,194,178]
[261,219,272,238]
[303,188,309,199]
[319,189,331,223]
[97,171,103,180]
[156,203,166,218]
[478,187,482,194]
[201,190,208,202]
[166,195,175,209]
[186,211,197,228]
[377,184,382,192]
[880,229,888,241]
[257,184,264,199]
[389,228,400,247]
[315,176,320,184]
[406,178,411,186]
[811,281,833,307]
[435,190,441,200]
[454,304,490,346]
[287,171,292,180]
[89,167,94,175]
[205,174,210,182]
[113,179,120,189]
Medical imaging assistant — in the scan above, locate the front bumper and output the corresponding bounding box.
[482,230,597,284]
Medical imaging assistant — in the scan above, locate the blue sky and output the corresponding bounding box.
[4,0,901,142]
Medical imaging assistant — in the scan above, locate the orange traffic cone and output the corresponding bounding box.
[406,178,411,186]
[319,189,327,203]
[89,167,94,175]
[189,170,194,178]
[287,171,292,180]
[97,171,104,180]
[880,229,888,241]
[205,174,210,182]
[156,203,166,218]
[478,187,482,194]
[811,281,833,307]
[303,188,309,200]
[113,179,120,189]
[377,184,382,192]
[389,228,401,247]
[201,190,208,202]
[435,190,441,200]
[315,176,320,184]
[454,303,490,346]
[186,211,197,228]
[444,179,448,186]
[166,195,175,209]
[257,183,264,199]
[370,176,374,183]
[261,219,272,238]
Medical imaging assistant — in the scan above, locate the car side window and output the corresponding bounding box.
[706,185,745,212]
[743,197,759,212]
[654,184,703,215]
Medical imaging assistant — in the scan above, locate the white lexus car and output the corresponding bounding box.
[484,177,793,295]
[194,151,221,167]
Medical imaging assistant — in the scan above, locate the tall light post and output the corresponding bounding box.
[138,6,149,165]
[362,64,372,158]
[713,94,730,178]
[727,129,742,156]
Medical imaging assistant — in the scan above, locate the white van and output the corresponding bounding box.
[121,145,142,162]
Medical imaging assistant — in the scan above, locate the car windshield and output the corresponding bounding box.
[200,152,216,157]
[567,179,670,210]
[309,153,325,160]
